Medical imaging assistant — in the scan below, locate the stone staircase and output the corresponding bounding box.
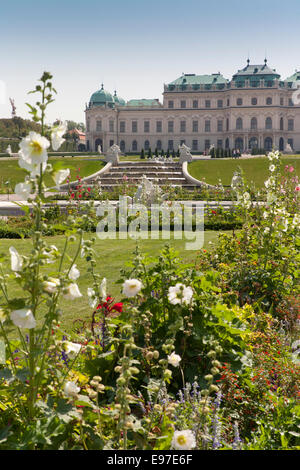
[91,161,198,191]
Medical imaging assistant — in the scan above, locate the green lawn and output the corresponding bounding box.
[0,157,105,192]
[188,156,299,187]
[0,232,219,333]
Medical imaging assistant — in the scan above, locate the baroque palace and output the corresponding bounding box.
[85,60,300,154]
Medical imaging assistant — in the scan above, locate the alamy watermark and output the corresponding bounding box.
[95,197,205,250]
[292,82,300,105]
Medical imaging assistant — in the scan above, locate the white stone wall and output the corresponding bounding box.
[85,84,300,153]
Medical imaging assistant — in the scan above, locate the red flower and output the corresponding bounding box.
[96,296,123,315]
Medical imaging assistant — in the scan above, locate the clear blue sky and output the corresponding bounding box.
[1,0,300,124]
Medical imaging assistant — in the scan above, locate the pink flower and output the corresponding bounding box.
[289,166,294,173]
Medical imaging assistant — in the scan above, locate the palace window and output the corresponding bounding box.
[251,97,257,105]
[180,121,186,132]
[266,97,272,105]
[205,120,211,132]
[132,140,138,151]
[109,120,114,132]
[156,140,162,150]
[168,140,174,150]
[205,139,210,150]
[205,100,211,108]
[227,98,230,106]
[180,100,186,109]
[217,120,223,132]
[132,121,138,133]
[193,100,198,109]
[109,140,114,147]
[168,121,174,133]
[168,100,174,108]
[192,121,198,132]
[120,140,125,152]
[236,117,243,130]
[217,99,223,108]
[226,118,229,131]
[156,121,162,132]
[280,118,284,130]
[288,138,294,149]
[144,140,150,151]
[251,117,257,130]
[144,121,150,132]
[217,140,223,148]
[120,121,125,133]
[280,97,284,106]
[265,117,272,129]
[289,98,294,106]
[192,140,198,151]
[180,140,186,145]
[288,119,294,131]
[96,120,102,131]
[237,98,243,106]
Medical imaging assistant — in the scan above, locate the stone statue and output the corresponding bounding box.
[105,144,121,164]
[133,175,167,206]
[284,143,293,154]
[98,145,102,154]
[179,143,193,163]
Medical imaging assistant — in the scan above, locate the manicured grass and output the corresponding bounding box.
[1,232,219,333]
[188,156,299,187]
[0,157,105,192]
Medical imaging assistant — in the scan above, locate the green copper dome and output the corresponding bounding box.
[113,90,126,106]
[89,84,115,107]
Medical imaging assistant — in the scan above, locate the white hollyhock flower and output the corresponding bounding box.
[15,181,32,201]
[43,277,60,294]
[69,264,80,281]
[9,247,23,272]
[122,279,143,297]
[168,352,181,367]
[19,132,50,166]
[87,288,97,308]
[51,121,67,151]
[269,164,276,172]
[0,308,6,324]
[64,380,80,398]
[171,430,196,450]
[100,277,107,300]
[54,168,70,187]
[63,283,82,300]
[168,283,193,305]
[18,155,47,177]
[10,308,36,329]
[64,341,81,357]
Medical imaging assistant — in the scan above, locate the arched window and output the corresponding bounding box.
[279,137,284,151]
[280,117,284,131]
[226,118,229,131]
[264,137,273,151]
[120,140,125,152]
[250,117,257,130]
[225,138,230,149]
[249,137,258,149]
[156,140,162,150]
[95,138,103,152]
[144,140,150,151]
[265,117,272,130]
[132,140,137,151]
[236,117,243,130]
[266,97,272,105]
[235,137,244,150]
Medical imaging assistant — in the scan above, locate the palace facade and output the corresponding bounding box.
[85,60,300,153]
